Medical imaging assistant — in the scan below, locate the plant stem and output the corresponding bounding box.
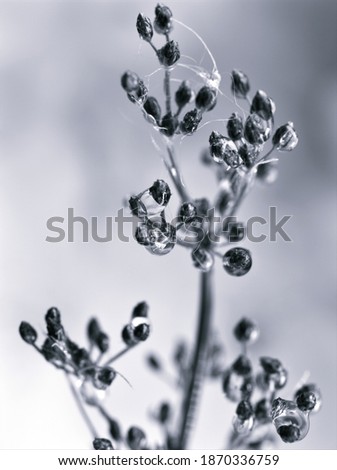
[176,269,213,449]
[65,373,98,439]
[165,144,190,202]
[164,68,172,115]
[103,345,135,366]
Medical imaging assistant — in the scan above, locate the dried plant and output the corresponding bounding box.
[19,4,321,450]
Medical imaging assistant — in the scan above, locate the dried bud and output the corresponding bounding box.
[122,324,137,346]
[232,355,252,376]
[93,367,116,390]
[147,354,162,371]
[93,438,113,450]
[133,322,151,341]
[160,112,179,136]
[251,90,275,121]
[149,179,171,206]
[175,80,193,108]
[191,248,214,273]
[233,318,259,344]
[236,400,254,420]
[294,384,322,413]
[127,426,147,450]
[231,70,250,98]
[154,4,173,34]
[158,40,180,67]
[238,143,259,169]
[227,113,243,140]
[143,96,161,123]
[109,418,122,442]
[260,356,282,374]
[19,321,37,344]
[136,14,153,42]
[45,307,61,325]
[272,121,298,151]
[209,131,242,167]
[195,86,217,111]
[127,80,148,105]
[244,113,270,145]
[223,247,252,276]
[121,71,139,93]
[179,202,197,222]
[296,391,317,412]
[132,301,149,319]
[180,108,202,135]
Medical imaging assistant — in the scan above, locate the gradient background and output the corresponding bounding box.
[0,0,336,450]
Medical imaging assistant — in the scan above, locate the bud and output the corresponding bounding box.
[160,112,179,136]
[45,307,61,325]
[209,131,242,167]
[143,96,161,123]
[149,179,171,206]
[122,324,137,346]
[272,121,298,151]
[127,80,148,105]
[232,355,252,376]
[296,391,317,412]
[132,301,149,319]
[227,112,243,140]
[179,202,197,222]
[136,13,153,42]
[251,90,275,121]
[109,418,122,442]
[222,247,252,276]
[191,248,214,272]
[233,317,259,344]
[254,398,271,423]
[195,86,217,111]
[233,400,254,435]
[260,357,288,390]
[93,438,113,450]
[127,426,147,450]
[135,222,151,246]
[158,40,180,67]
[145,220,176,256]
[133,322,151,341]
[19,321,37,345]
[96,331,109,353]
[154,4,173,34]
[231,70,250,98]
[238,143,259,168]
[93,367,116,390]
[244,113,270,145]
[121,71,139,93]
[175,80,193,108]
[294,384,322,414]
[180,108,202,135]
[158,402,172,423]
[271,398,309,443]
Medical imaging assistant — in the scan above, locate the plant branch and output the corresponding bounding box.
[176,269,213,449]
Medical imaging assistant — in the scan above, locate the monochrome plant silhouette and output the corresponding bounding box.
[19,4,321,450]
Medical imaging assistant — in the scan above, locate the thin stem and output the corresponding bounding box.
[176,269,213,449]
[103,345,135,366]
[164,68,172,115]
[65,373,98,439]
[165,145,190,202]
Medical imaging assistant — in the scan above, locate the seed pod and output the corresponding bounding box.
[233,317,259,344]
[195,86,217,111]
[127,80,148,105]
[223,247,252,276]
[135,222,151,246]
[143,96,161,123]
[238,143,259,169]
[45,307,61,325]
[145,220,176,256]
[93,367,116,390]
[122,324,138,346]
[160,112,179,136]
[231,70,250,98]
[244,113,270,144]
[19,321,37,345]
[175,80,193,108]
[96,331,109,353]
[209,131,242,167]
[158,40,180,67]
[233,400,254,435]
[154,4,173,34]
[133,322,151,341]
[232,355,253,376]
[251,90,275,121]
[191,248,214,272]
[227,112,243,140]
[109,418,122,442]
[223,368,254,402]
[149,179,171,206]
[255,398,271,423]
[121,70,140,93]
[158,402,172,423]
[136,14,153,42]
[272,121,298,151]
[93,438,113,450]
[180,109,202,135]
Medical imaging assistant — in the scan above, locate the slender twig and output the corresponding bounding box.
[176,269,213,449]
[65,373,98,439]
[164,69,172,115]
[103,345,136,366]
[165,144,190,201]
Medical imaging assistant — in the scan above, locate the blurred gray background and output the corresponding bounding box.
[0,0,336,450]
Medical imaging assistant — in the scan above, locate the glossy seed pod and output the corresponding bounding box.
[271,397,310,443]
